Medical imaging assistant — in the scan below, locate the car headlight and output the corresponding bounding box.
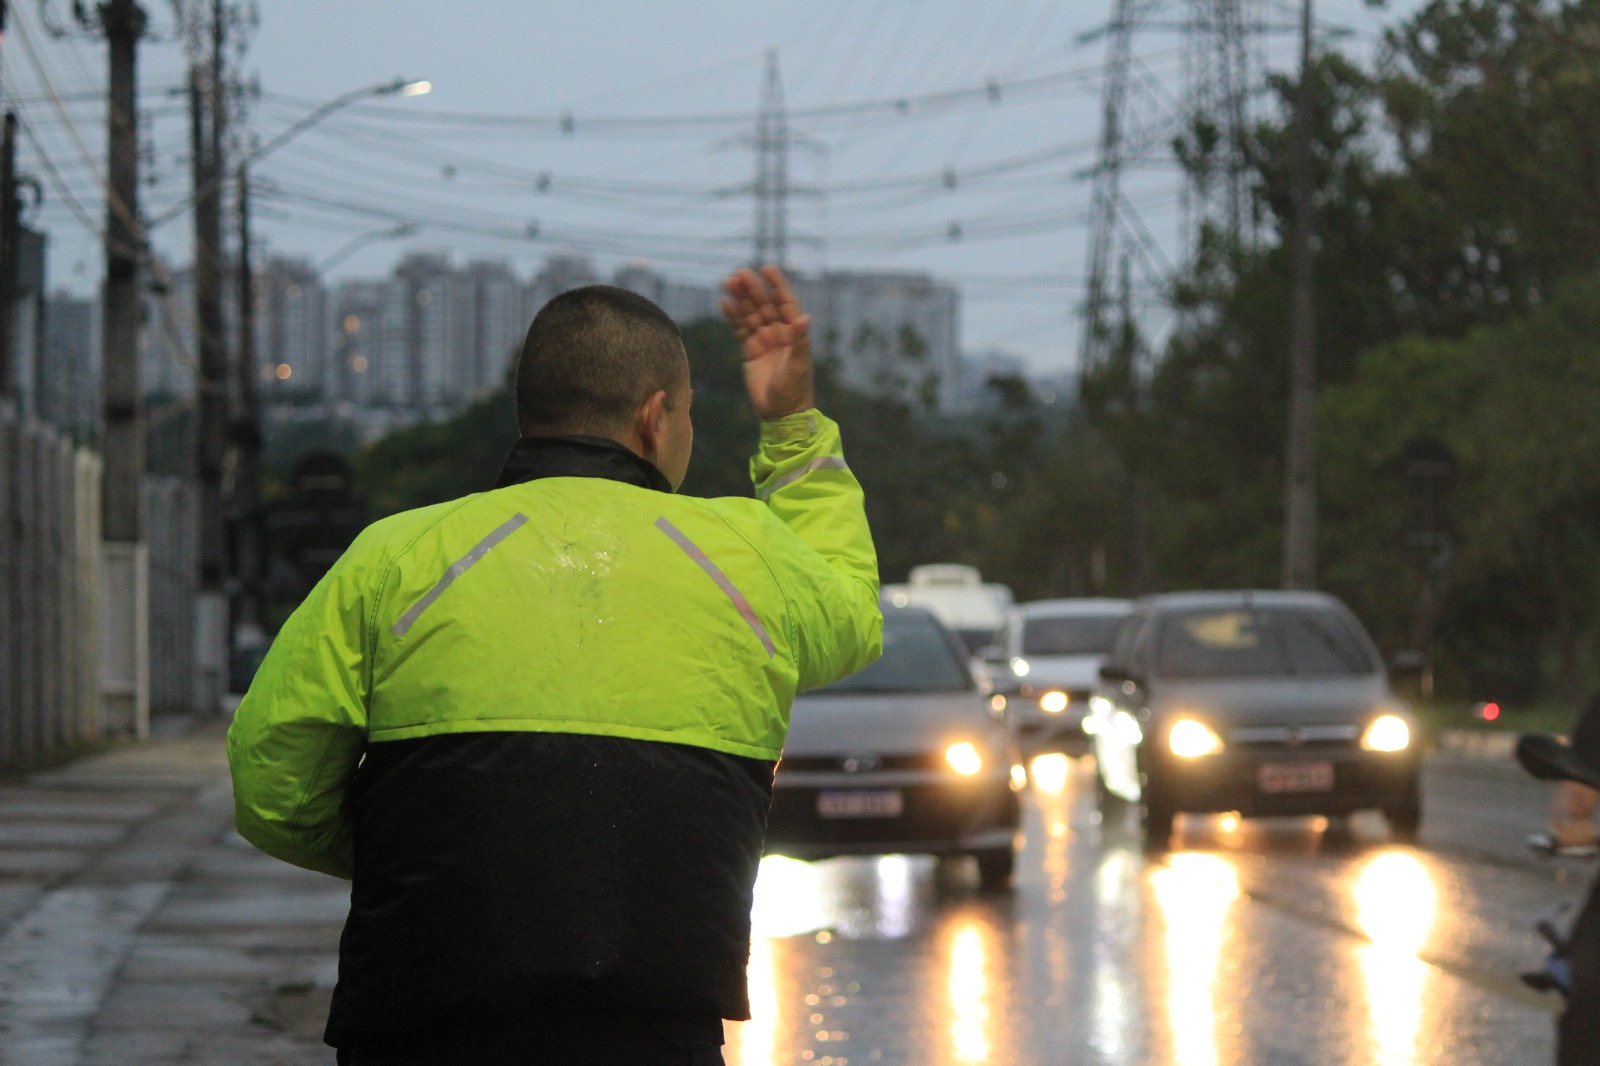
[1040,690,1069,714]
[1112,709,1143,743]
[1010,657,1030,678]
[1168,718,1224,758]
[945,741,984,776]
[1361,714,1411,752]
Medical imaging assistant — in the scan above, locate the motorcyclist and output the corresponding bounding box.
[1539,695,1600,1064]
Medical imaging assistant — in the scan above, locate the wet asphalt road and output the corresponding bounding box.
[725,754,1584,1066]
[3,734,1577,1064]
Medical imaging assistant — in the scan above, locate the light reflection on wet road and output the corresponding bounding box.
[727,755,1572,1065]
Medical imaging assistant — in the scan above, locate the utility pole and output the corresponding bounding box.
[97,0,150,737]
[231,161,262,640]
[1282,0,1317,589]
[0,0,8,410]
[753,49,788,268]
[190,0,229,712]
[0,112,17,403]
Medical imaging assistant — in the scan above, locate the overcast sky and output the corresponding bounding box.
[2,0,1413,375]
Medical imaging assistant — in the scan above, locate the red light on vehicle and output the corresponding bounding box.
[1480,702,1501,721]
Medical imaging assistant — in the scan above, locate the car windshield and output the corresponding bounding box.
[816,614,973,694]
[1154,606,1376,679]
[1021,615,1124,656]
[953,628,996,656]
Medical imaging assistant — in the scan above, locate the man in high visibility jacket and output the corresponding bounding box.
[227,266,882,1065]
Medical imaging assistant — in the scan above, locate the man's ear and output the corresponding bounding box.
[634,389,670,459]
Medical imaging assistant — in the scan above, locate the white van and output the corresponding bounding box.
[880,564,1014,657]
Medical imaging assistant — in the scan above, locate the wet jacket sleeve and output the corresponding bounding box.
[750,409,883,691]
[225,548,371,880]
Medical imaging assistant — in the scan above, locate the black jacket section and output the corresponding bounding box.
[494,434,671,493]
[325,732,775,1045]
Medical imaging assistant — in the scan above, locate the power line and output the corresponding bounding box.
[257,60,1117,137]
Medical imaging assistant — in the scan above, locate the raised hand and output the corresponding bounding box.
[720,265,815,421]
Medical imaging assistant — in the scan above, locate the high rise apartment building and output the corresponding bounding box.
[143,267,196,402]
[796,271,960,411]
[41,291,97,435]
[456,259,525,398]
[257,258,328,397]
[612,263,720,327]
[49,253,970,440]
[328,280,390,408]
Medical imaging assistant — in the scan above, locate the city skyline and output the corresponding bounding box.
[38,247,1051,443]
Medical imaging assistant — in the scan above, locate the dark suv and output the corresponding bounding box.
[1086,591,1422,849]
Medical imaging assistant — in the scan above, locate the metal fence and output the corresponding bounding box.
[0,410,101,767]
[0,407,200,768]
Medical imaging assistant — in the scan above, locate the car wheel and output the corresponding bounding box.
[1141,789,1176,851]
[974,847,1015,891]
[1384,777,1423,843]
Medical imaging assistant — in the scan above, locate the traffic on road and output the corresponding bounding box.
[721,586,1572,1064]
[728,750,1569,1065]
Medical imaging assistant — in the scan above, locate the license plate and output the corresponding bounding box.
[1258,761,1334,793]
[817,790,903,818]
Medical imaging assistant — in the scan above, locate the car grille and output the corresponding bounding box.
[765,781,1017,847]
[1226,724,1360,750]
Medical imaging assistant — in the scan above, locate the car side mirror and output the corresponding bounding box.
[1099,662,1144,689]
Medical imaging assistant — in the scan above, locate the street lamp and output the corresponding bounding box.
[148,77,431,230]
[247,77,431,169]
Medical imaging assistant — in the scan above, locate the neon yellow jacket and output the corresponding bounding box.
[227,409,882,880]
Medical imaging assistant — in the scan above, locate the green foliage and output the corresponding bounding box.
[1079,0,1600,702]
[353,388,518,520]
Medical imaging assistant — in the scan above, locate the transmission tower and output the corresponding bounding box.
[1182,0,1257,252]
[1079,0,1263,375]
[753,49,789,268]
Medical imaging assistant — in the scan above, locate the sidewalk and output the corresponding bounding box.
[0,718,343,1066]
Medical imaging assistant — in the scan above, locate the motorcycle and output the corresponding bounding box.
[1515,732,1600,1063]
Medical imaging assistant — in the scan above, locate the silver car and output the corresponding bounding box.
[1087,591,1422,849]
[990,598,1132,757]
[764,606,1025,890]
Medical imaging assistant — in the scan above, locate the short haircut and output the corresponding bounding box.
[515,285,687,436]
